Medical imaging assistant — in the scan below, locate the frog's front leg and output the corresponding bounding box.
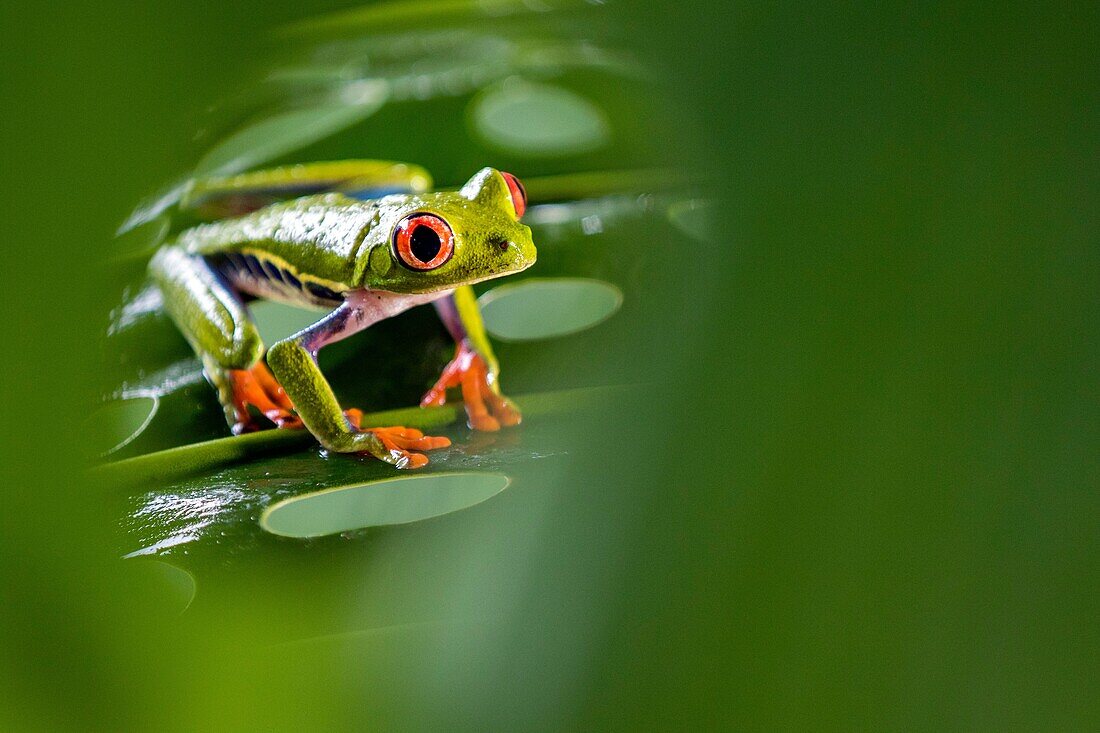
[266,296,450,468]
[422,285,522,431]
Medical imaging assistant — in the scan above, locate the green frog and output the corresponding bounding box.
[149,161,536,469]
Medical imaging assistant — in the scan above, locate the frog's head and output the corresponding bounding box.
[365,167,536,293]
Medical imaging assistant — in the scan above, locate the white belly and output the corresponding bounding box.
[343,288,452,328]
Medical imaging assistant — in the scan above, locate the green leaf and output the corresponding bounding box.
[194,92,388,177]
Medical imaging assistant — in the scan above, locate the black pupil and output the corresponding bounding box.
[410,224,441,263]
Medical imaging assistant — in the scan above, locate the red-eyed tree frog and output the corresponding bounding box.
[149,161,535,468]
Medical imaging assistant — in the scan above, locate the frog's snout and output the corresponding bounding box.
[497,236,536,273]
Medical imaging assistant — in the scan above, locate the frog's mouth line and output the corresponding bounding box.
[479,243,537,282]
[467,254,537,287]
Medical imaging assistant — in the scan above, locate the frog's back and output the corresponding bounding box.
[177,193,380,289]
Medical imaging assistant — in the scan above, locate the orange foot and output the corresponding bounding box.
[228,361,303,434]
[344,409,451,469]
[420,341,521,432]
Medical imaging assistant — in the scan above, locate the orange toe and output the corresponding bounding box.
[265,410,304,430]
[344,408,365,429]
[408,435,452,450]
[396,452,430,469]
[363,424,449,469]
[423,342,521,432]
[228,363,301,433]
[468,413,501,431]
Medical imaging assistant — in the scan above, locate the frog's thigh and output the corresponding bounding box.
[149,245,263,369]
[182,160,433,217]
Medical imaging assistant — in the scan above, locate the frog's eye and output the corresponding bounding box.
[393,213,454,270]
[501,171,527,219]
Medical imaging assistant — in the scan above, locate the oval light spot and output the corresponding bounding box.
[88,396,159,456]
[478,278,622,342]
[260,472,511,538]
[471,80,611,157]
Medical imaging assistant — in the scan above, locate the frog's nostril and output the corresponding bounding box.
[499,240,511,252]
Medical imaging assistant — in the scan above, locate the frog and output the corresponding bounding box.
[149,161,536,469]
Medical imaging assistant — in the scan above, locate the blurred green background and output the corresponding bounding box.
[0,1,1096,731]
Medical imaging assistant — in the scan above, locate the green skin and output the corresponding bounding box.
[149,163,536,467]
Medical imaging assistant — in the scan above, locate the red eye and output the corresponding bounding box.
[501,171,527,219]
[393,214,454,270]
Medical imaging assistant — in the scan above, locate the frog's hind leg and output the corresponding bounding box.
[149,245,301,434]
[181,160,434,219]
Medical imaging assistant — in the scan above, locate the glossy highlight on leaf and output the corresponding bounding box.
[95,387,628,490]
